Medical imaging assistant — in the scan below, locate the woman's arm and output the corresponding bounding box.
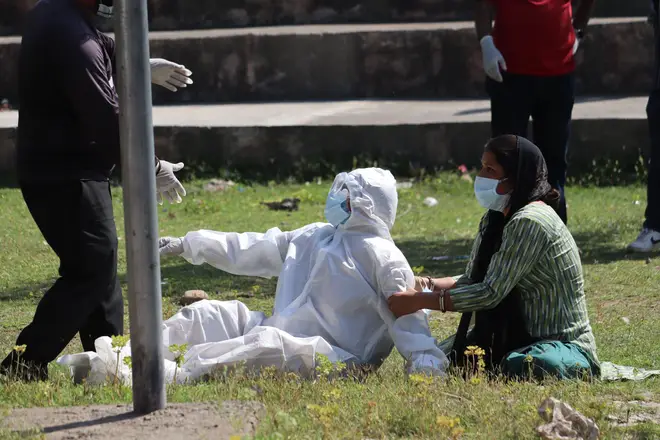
[389,216,548,317]
[413,276,457,292]
[387,289,454,317]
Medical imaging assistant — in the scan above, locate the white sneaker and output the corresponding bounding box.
[627,228,660,253]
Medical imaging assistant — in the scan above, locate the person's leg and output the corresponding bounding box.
[501,340,595,380]
[1,180,123,380]
[628,23,660,251]
[644,90,660,234]
[486,74,534,138]
[530,73,575,224]
[79,282,123,352]
[79,184,124,352]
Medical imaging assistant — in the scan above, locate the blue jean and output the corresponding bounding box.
[487,73,575,224]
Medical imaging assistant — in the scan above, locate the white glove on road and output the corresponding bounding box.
[156,160,186,204]
[159,237,184,257]
[480,35,507,82]
[150,58,193,92]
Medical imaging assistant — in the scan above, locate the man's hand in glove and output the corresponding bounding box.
[150,58,193,92]
[480,35,507,82]
[156,160,186,205]
[159,237,184,257]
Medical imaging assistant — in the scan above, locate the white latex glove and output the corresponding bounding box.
[159,237,184,257]
[572,36,581,55]
[156,160,186,205]
[480,35,507,82]
[150,58,193,92]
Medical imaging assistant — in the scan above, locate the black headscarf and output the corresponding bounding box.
[450,135,558,369]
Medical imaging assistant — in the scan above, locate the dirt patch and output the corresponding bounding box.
[608,401,660,427]
[1,401,264,439]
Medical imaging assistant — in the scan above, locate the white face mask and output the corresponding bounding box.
[474,176,510,212]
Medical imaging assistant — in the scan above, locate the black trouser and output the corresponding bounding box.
[645,22,660,231]
[3,180,124,367]
[487,72,575,224]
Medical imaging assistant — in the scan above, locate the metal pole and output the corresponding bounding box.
[115,0,166,414]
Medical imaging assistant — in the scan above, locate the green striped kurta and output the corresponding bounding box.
[442,202,599,366]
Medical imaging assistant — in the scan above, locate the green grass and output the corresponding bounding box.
[0,174,658,439]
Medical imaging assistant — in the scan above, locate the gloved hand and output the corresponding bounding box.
[405,353,447,377]
[150,58,193,92]
[479,35,507,82]
[156,160,186,205]
[159,237,184,257]
[572,28,583,55]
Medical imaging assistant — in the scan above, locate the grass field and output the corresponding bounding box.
[0,173,658,439]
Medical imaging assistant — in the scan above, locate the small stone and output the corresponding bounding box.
[621,317,630,325]
[423,197,438,207]
[204,179,235,192]
[180,290,209,306]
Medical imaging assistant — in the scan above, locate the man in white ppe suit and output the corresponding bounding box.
[59,168,447,384]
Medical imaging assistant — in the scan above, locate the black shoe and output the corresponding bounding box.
[0,350,48,382]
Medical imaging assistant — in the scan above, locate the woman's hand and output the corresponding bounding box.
[387,289,426,318]
[414,276,458,292]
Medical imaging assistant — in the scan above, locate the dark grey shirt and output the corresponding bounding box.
[17,0,121,181]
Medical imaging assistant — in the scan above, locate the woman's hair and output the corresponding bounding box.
[472,135,559,283]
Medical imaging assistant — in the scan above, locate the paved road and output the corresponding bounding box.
[0,96,647,129]
[0,17,646,44]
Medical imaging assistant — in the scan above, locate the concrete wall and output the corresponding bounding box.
[0,20,654,106]
[0,0,651,36]
[0,118,647,184]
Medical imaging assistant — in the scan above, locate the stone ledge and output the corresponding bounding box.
[0,98,648,183]
[0,19,652,106]
[0,0,651,36]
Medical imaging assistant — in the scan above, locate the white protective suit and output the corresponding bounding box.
[58,168,448,384]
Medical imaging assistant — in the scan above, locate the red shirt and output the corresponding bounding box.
[489,0,576,76]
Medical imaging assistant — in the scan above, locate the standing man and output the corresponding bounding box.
[628,0,660,252]
[1,0,193,381]
[475,0,596,224]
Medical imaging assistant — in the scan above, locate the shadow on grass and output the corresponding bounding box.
[398,229,656,276]
[159,263,278,300]
[397,237,473,277]
[572,230,655,265]
[0,264,277,303]
[0,281,56,302]
[1,229,654,303]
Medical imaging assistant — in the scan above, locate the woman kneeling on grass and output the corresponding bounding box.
[388,135,600,380]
